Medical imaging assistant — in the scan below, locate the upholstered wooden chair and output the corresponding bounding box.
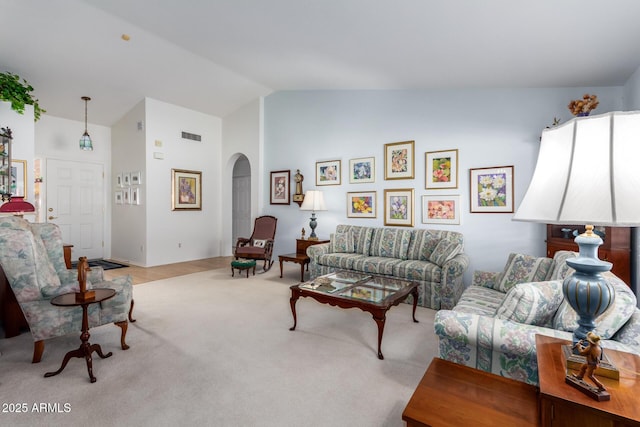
[0,216,134,363]
[234,215,278,271]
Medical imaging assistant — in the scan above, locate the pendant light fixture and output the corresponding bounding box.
[79,96,93,151]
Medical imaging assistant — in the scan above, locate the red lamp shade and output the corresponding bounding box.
[0,196,35,215]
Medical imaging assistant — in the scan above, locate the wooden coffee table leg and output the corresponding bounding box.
[279,257,284,278]
[289,290,300,331]
[373,311,387,360]
[299,262,305,282]
[411,287,419,323]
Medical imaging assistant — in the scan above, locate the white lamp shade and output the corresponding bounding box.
[514,111,640,226]
[300,190,327,211]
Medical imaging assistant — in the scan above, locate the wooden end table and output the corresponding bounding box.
[44,288,115,383]
[536,334,640,426]
[279,238,329,281]
[402,358,539,427]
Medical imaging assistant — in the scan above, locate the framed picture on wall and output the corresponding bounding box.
[172,168,202,210]
[316,160,341,186]
[383,188,414,227]
[384,140,414,180]
[115,191,123,205]
[132,187,141,205]
[123,173,131,186]
[469,165,514,213]
[349,157,375,184]
[10,159,27,198]
[347,191,376,218]
[422,195,461,225]
[131,171,142,185]
[116,173,124,188]
[123,187,131,205]
[270,170,291,205]
[425,149,458,189]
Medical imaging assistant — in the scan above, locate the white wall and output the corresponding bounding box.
[262,88,624,283]
[144,98,222,266]
[111,99,146,265]
[221,98,263,255]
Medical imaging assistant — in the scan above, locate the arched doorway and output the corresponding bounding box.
[232,155,251,250]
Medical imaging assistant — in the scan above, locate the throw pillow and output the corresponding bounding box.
[427,239,462,267]
[495,280,564,327]
[546,251,577,281]
[495,253,553,293]
[253,239,266,248]
[553,275,637,339]
[332,231,355,253]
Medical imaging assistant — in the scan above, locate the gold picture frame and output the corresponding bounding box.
[383,188,414,227]
[172,168,202,211]
[384,140,414,180]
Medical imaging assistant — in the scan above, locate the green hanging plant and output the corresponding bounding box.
[0,71,46,121]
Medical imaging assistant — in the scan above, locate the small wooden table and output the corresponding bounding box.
[279,238,329,281]
[402,358,539,427]
[44,288,115,383]
[536,334,640,426]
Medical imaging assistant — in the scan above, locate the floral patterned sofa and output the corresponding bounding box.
[307,224,469,309]
[0,216,134,363]
[434,250,640,385]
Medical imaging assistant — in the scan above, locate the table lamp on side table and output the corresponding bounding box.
[513,111,640,400]
[300,190,327,240]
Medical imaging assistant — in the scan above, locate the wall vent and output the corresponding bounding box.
[181,131,202,142]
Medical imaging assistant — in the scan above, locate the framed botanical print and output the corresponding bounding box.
[422,195,461,225]
[316,160,341,186]
[172,168,202,210]
[349,157,375,184]
[469,166,514,213]
[115,191,123,205]
[347,191,376,218]
[123,172,131,186]
[383,188,414,227]
[116,173,124,188]
[384,141,414,180]
[426,149,458,189]
[270,170,291,205]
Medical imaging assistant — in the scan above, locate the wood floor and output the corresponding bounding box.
[103,256,234,285]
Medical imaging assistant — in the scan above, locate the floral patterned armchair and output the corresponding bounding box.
[0,216,134,363]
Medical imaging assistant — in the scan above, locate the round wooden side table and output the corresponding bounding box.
[44,288,115,383]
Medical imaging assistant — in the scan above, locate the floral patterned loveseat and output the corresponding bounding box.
[307,224,469,309]
[434,250,640,385]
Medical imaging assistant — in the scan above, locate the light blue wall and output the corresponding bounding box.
[263,87,624,283]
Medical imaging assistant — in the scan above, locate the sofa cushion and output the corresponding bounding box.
[495,253,553,293]
[495,280,564,327]
[351,256,403,276]
[428,239,462,267]
[453,286,505,316]
[546,250,577,280]
[393,260,442,283]
[333,231,355,253]
[553,274,637,339]
[369,228,412,259]
[316,253,366,270]
[334,225,373,255]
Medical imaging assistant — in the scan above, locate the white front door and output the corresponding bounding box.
[46,159,104,260]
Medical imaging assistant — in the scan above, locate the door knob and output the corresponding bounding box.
[48,216,58,220]
[48,207,53,212]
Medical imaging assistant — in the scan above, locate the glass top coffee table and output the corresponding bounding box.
[289,270,419,359]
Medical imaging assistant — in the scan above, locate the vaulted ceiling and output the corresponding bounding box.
[2,0,640,125]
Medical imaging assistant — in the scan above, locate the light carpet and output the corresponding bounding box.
[0,267,438,426]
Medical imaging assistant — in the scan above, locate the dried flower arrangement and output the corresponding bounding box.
[568,94,599,116]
